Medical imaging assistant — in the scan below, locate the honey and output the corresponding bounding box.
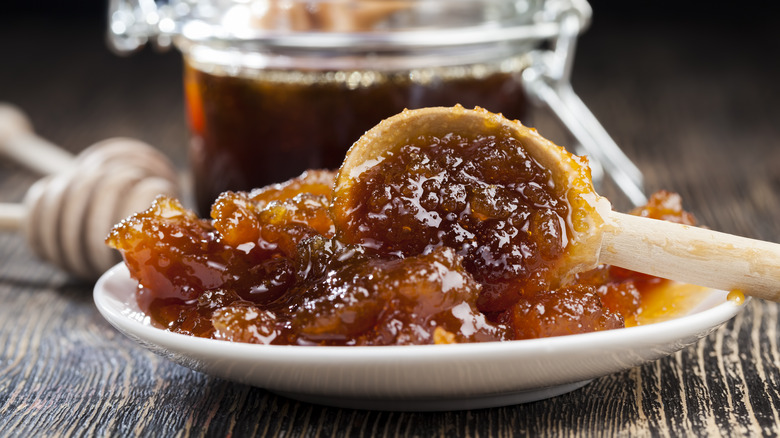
[184,58,530,214]
[108,130,699,346]
[331,128,572,314]
[727,289,746,305]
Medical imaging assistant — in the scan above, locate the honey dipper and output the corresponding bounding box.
[0,104,180,280]
[333,106,780,302]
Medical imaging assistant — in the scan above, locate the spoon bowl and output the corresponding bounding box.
[333,105,780,302]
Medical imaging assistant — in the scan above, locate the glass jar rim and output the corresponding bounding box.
[108,0,592,54]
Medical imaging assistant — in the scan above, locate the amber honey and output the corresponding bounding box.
[184,57,530,214]
[628,283,717,327]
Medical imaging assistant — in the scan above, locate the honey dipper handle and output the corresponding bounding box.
[599,211,780,302]
[0,202,24,231]
[0,103,75,175]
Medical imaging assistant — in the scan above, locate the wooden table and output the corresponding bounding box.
[2,4,780,436]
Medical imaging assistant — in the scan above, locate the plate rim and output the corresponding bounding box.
[94,262,746,359]
[94,262,748,409]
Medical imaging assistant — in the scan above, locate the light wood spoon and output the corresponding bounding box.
[332,106,780,302]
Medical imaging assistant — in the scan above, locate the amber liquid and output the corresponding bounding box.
[184,59,530,214]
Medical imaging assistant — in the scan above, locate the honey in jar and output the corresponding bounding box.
[184,58,530,214]
[122,0,560,213]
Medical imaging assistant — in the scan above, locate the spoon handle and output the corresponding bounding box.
[0,202,24,231]
[599,211,780,302]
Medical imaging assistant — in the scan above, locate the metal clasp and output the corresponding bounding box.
[522,3,647,206]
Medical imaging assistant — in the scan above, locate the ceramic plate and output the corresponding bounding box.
[94,263,745,411]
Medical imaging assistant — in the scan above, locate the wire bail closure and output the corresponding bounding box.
[522,10,647,206]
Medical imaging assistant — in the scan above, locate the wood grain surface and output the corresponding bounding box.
[2,3,780,436]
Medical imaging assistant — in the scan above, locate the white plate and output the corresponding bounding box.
[94,263,745,411]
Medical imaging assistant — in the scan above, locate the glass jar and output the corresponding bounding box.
[108,0,647,213]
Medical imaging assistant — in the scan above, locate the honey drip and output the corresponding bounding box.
[727,289,746,305]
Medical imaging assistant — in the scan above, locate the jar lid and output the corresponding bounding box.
[108,0,592,54]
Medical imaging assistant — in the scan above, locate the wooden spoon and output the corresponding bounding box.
[333,106,780,302]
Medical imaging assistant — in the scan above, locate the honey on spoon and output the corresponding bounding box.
[334,106,780,303]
